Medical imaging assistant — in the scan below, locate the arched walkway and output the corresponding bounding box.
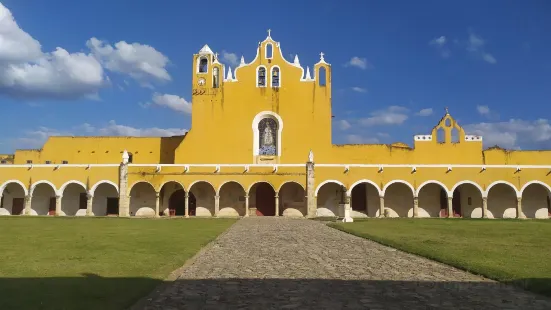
[316,181,345,217]
[129,182,156,217]
[189,181,216,216]
[349,181,380,218]
[249,182,276,216]
[93,182,119,216]
[383,181,414,217]
[61,183,87,216]
[278,182,306,217]
[452,183,484,218]
[218,181,246,216]
[521,182,551,219]
[31,183,57,216]
[417,183,448,218]
[159,181,185,216]
[0,182,27,215]
[487,183,517,218]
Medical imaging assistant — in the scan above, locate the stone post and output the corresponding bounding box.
[413,196,419,218]
[342,194,353,222]
[482,197,488,218]
[306,160,316,218]
[55,194,62,216]
[275,194,280,216]
[185,193,189,218]
[516,197,526,219]
[244,195,249,217]
[24,195,32,215]
[155,192,160,218]
[379,196,385,218]
[447,196,453,218]
[86,193,94,216]
[214,195,220,217]
[118,150,130,217]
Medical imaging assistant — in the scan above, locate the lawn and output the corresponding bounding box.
[329,218,551,297]
[0,217,236,310]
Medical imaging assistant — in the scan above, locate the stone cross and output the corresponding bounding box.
[267,29,271,37]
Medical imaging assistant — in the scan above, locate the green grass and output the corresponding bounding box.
[329,218,551,297]
[0,217,236,310]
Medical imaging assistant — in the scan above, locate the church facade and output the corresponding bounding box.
[1,31,550,220]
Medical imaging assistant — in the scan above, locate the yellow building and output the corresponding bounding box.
[1,31,550,220]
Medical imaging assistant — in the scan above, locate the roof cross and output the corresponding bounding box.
[445,107,449,114]
[267,29,271,37]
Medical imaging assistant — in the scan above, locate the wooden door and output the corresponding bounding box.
[255,183,275,216]
[48,197,56,215]
[12,198,24,215]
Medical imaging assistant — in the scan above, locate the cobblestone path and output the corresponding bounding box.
[136,217,551,310]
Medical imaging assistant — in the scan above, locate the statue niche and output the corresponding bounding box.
[258,118,278,155]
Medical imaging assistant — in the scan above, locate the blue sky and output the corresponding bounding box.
[1,0,550,153]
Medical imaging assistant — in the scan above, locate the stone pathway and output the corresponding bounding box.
[135,217,551,309]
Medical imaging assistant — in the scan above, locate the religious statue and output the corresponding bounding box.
[262,126,274,146]
[258,118,277,156]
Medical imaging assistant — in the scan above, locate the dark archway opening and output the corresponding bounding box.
[452,188,462,217]
[168,190,196,216]
[255,183,275,216]
[351,184,366,211]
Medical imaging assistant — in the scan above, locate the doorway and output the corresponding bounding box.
[452,189,462,217]
[48,197,56,215]
[169,189,186,216]
[106,198,119,216]
[255,183,275,216]
[12,198,24,215]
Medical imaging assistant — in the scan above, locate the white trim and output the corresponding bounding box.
[247,181,277,195]
[382,180,415,196]
[450,180,484,196]
[314,180,345,197]
[128,181,156,194]
[252,111,283,157]
[485,180,520,198]
[58,180,87,196]
[0,164,119,168]
[270,65,281,88]
[30,180,57,196]
[90,180,119,196]
[346,179,382,197]
[256,65,267,87]
[520,180,551,196]
[157,180,185,193]
[197,55,209,74]
[0,180,29,196]
[265,42,273,59]
[188,180,216,193]
[277,180,305,192]
[217,180,246,195]
[415,180,451,197]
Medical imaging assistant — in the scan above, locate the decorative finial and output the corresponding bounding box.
[267,29,271,37]
[308,150,314,162]
[214,52,219,59]
[122,150,129,164]
[445,107,449,114]
[294,54,300,65]
[305,66,312,80]
[320,52,325,61]
[240,55,245,65]
[226,66,233,80]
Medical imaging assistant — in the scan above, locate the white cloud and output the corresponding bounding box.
[466,32,497,64]
[429,36,450,58]
[346,134,380,144]
[0,4,42,63]
[345,56,370,69]
[477,105,490,115]
[145,93,192,114]
[429,36,447,47]
[97,121,187,137]
[86,37,171,84]
[416,108,433,116]
[359,106,409,126]
[351,87,367,93]
[482,53,497,64]
[338,120,351,130]
[221,50,239,67]
[464,119,551,149]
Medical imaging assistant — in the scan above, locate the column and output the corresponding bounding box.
[379,196,385,218]
[86,193,94,216]
[516,197,526,219]
[342,194,353,222]
[155,192,160,218]
[275,194,280,216]
[24,195,32,215]
[413,196,419,218]
[447,196,453,218]
[306,161,316,218]
[244,195,249,217]
[214,195,220,217]
[482,197,488,218]
[118,150,130,217]
[184,193,189,218]
[55,194,62,216]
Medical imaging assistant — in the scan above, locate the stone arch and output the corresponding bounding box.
[128,180,156,195]
[91,182,119,216]
[90,180,119,197]
[451,180,484,196]
[129,181,156,217]
[30,180,57,197]
[415,180,450,197]
[60,181,87,216]
[218,181,246,216]
[278,181,306,217]
[158,180,186,193]
[188,181,216,217]
[416,181,449,218]
[315,180,346,217]
[347,180,382,196]
[383,180,414,218]
[486,181,518,218]
[451,181,484,218]
[248,182,277,216]
[270,65,280,87]
[247,181,277,195]
[159,181,185,216]
[347,180,381,218]
[58,180,87,197]
[520,181,551,219]
[0,180,28,215]
[30,181,57,216]
[252,111,283,157]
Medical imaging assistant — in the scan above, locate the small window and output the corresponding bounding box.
[445,118,452,127]
[26,160,32,164]
[213,67,220,88]
[318,67,327,86]
[62,160,68,164]
[266,43,273,59]
[257,67,266,87]
[198,57,208,73]
[0,160,6,164]
[45,160,52,164]
[468,197,472,206]
[271,67,280,87]
[436,128,445,143]
[128,153,133,163]
[451,128,459,143]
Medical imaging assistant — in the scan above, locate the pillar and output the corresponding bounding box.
[244,195,249,217]
[379,196,385,218]
[24,195,32,215]
[413,196,419,218]
[482,197,488,218]
[447,196,453,218]
[275,194,279,216]
[516,196,526,219]
[86,193,93,216]
[306,161,316,218]
[214,195,220,217]
[184,193,189,218]
[155,192,160,218]
[55,194,62,216]
[118,151,130,217]
[342,194,353,222]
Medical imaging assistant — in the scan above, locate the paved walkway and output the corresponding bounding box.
[136,217,551,309]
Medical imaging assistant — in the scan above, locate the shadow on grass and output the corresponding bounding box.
[1,275,551,309]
